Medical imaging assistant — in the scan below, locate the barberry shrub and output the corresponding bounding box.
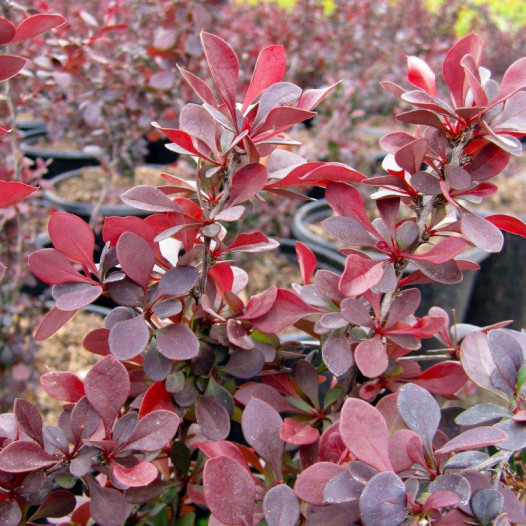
[1,30,526,525]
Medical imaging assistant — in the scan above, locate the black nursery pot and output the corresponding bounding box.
[42,169,150,223]
[145,137,179,165]
[466,222,526,330]
[292,199,488,322]
[20,130,99,179]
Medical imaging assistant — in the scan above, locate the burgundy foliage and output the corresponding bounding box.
[0,22,525,526]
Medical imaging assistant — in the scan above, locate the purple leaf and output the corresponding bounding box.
[322,332,354,377]
[143,347,172,381]
[87,478,131,526]
[471,489,504,524]
[156,324,199,360]
[158,266,199,297]
[195,397,230,440]
[109,315,150,360]
[28,490,76,521]
[444,165,471,190]
[435,426,508,455]
[14,399,43,446]
[460,210,504,253]
[70,397,100,443]
[263,483,300,526]
[493,420,526,451]
[203,456,256,526]
[123,410,180,452]
[0,441,59,472]
[242,398,284,479]
[294,462,346,505]
[53,282,103,311]
[324,470,364,504]
[340,398,393,472]
[294,360,320,408]
[223,348,265,378]
[0,500,21,526]
[428,474,471,506]
[359,472,407,526]
[84,356,130,433]
[455,404,511,426]
[397,383,440,455]
[117,232,154,289]
[120,185,182,212]
[322,216,376,246]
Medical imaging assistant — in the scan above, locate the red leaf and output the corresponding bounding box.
[442,33,483,107]
[178,66,218,107]
[279,418,318,445]
[0,180,37,207]
[466,143,510,181]
[203,456,256,526]
[28,248,94,285]
[0,17,15,45]
[83,328,111,356]
[493,56,526,106]
[485,214,526,238]
[228,231,277,253]
[413,362,467,397]
[48,212,96,274]
[295,242,316,285]
[407,56,437,96]
[34,307,76,341]
[297,82,340,111]
[227,163,268,206]
[340,398,393,472]
[138,381,174,417]
[249,288,319,333]
[201,32,239,122]
[0,54,27,82]
[12,13,65,42]
[339,256,385,297]
[102,216,157,247]
[112,461,158,487]
[117,232,154,289]
[84,356,130,433]
[0,441,59,472]
[40,371,85,402]
[196,441,249,470]
[242,45,286,113]
[407,237,468,264]
[354,337,388,378]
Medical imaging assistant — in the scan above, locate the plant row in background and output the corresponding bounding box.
[1,3,526,526]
